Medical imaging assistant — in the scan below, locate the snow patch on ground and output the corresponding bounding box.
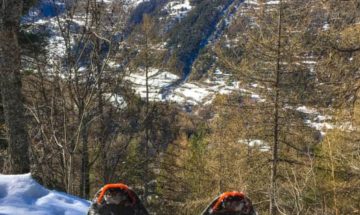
[163,0,192,19]
[90,0,149,6]
[323,22,330,31]
[104,93,128,109]
[244,0,279,6]
[125,68,179,101]
[124,68,244,107]
[173,83,211,105]
[295,105,334,136]
[129,0,150,6]
[296,106,319,115]
[238,139,271,152]
[0,174,90,215]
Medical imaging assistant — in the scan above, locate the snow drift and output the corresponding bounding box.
[0,174,90,215]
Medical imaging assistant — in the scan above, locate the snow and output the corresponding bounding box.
[305,120,334,131]
[125,68,180,101]
[104,93,127,109]
[238,139,271,152]
[0,174,90,215]
[214,69,222,75]
[245,0,279,6]
[266,0,280,5]
[163,0,192,19]
[302,60,317,65]
[127,69,179,89]
[295,106,334,135]
[94,0,149,6]
[323,23,330,31]
[23,2,79,60]
[244,0,260,5]
[48,36,67,58]
[124,68,244,106]
[251,94,266,102]
[314,115,332,122]
[129,0,150,6]
[173,83,211,104]
[296,106,318,115]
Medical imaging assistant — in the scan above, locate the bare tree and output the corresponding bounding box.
[23,0,129,197]
[217,0,321,213]
[270,1,283,213]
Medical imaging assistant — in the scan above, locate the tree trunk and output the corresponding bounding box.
[144,31,150,206]
[66,153,74,193]
[95,37,108,184]
[270,1,282,215]
[78,99,90,198]
[0,0,30,174]
[80,119,90,199]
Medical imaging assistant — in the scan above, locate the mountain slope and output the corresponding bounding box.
[22,0,246,108]
[166,0,237,77]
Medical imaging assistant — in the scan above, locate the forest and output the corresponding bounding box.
[0,0,359,214]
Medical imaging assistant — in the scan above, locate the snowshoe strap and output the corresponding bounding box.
[97,183,137,206]
[212,191,245,212]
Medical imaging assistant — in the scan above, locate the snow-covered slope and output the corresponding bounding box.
[124,68,245,107]
[163,0,192,19]
[0,174,90,215]
[131,0,150,6]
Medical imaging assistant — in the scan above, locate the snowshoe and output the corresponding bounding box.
[88,183,149,215]
[201,191,257,215]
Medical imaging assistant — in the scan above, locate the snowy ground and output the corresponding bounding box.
[238,139,271,152]
[295,105,333,136]
[129,0,150,6]
[163,0,192,19]
[0,174,90,215]
[244,0,280,6]
[124,68,251,107]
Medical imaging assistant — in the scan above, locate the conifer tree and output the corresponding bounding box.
[217,0,320,213]
[315,106,360,214]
